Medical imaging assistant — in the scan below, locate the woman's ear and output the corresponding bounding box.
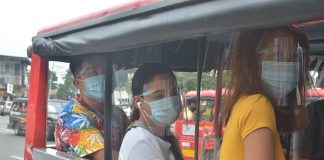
[73,79,81,88]
[132,96,142,109]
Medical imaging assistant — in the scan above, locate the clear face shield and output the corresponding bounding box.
[139,79,182,135]
[259,37,305,106]
[76,60,107,105]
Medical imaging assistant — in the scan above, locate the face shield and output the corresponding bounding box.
[142,79,180,100]
[259,37,305,106]
[76,63,106,104]
[139,79,182,135]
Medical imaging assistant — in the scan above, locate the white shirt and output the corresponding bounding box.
[119,127,175,160]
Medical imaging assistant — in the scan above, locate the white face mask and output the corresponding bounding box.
[262,61,299,99]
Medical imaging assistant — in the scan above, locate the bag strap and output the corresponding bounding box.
[126,121,151,133]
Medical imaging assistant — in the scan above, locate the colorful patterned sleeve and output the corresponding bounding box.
[57,102,104,157]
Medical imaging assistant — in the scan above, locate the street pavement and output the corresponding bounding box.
[0,115,24,160]
[0,115,55,160]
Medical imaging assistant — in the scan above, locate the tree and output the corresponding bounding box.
[56,70,77,100]
[123,78,132,95]
[175,72,216,92]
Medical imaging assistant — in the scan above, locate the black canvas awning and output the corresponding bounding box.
[32,0,324,59]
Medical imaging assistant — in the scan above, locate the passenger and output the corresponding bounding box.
[188,101,196,112]
[119,63,183,160]
[184,108,194,121]
[219,26,311,160]
[54,55,127,160]
[293,99,324,160]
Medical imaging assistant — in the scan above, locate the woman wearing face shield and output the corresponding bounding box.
[119,63,183,160]
[219,26,311,160]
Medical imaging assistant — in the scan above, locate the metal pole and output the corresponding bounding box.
[104,56,113,160]
[194,37,206,160]
[48,62,54,100]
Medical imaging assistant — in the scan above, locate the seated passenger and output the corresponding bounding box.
[119,63,183,160]
[55,55,128,160]
[188,101,196,112]
[183,106,194,121]
[293,99,324,160]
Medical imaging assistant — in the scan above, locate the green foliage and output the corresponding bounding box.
[113,69,228,96]
[175,72,216,92]
[123,78,132,95]
[175,72,196,92]
[174,70,232,93]
[222,70,231,88]
[56,70,77,100]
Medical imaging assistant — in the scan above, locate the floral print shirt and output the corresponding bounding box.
[55,99,104,157]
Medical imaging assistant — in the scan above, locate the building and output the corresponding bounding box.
[0,55,30,100]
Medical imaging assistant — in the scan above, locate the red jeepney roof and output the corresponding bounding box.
[185,89,226,97]
[37,0,159,35]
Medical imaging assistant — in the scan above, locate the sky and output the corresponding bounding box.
[0,0,134,83]
[0,0,134,58]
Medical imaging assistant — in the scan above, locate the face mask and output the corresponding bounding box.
[83,74,105,102]
[262,61,298,98]
[141,96,182,126]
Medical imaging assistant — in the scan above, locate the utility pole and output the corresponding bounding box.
[48,62,54,100]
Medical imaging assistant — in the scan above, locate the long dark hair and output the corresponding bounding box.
[222,26,311,133]
[130,63,183,160]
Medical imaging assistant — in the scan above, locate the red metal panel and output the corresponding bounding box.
[185,90,216,97]
[37,0,159,35]
[24,53,48,160]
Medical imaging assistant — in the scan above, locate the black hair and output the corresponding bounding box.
[130,63,176,122]
[69,56,87,78]
[130,63,183,160]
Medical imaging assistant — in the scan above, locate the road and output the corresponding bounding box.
[0,115,25,160]
[0,115,55,160]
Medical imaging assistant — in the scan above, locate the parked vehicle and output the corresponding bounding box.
[0,100,13,115]
[7,98,67,140]
[176,90,228,160]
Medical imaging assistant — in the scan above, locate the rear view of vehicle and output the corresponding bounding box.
[0,101,13,115]
[7,98,67,140]
[175,90,217,160]
[7,98,28,135]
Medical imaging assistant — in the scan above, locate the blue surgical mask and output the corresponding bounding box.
[148,96,182,126]
[140,96,182,126]
[262,61,298,98]
[83,74,105,102]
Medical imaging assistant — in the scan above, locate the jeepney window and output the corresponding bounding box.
[20,102,27,112]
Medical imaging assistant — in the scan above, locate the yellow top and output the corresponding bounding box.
[182,107,194,121]
[219,94,284,160]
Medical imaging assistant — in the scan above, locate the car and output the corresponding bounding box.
[0,101,13,115]
[7,98,68,140]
